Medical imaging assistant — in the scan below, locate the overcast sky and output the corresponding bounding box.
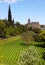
[0,0,45,25]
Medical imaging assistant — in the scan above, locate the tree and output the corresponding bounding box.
[29,26,32,31]
[3,20,10,27]
[8,26,16,36]
[15,22,26,33]
[21,31,31,45]
[8,5,12,26]
[16,22,20,27]
[12,18,14,27]
[0,20,6,38]
[33,29,41,34]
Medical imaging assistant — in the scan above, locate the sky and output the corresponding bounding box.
[0,0,45,25]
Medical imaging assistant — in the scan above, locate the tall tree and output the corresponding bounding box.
[12,18,14,27]
[8,5,12,26]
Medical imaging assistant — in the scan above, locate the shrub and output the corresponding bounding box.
[37,30,45,42]
[18,48,41,65]
[34,30,45,42]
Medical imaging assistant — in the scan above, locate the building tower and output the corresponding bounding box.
[28,18,30,24]
[8,5,12,26]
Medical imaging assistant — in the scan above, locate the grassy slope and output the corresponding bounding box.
[0,35,45,65]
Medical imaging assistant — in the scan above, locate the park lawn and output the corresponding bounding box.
[0,35,45,65]
[0,35,20,45]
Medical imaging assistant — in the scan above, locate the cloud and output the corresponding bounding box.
[0,0,24,3]
[4,0,16,3]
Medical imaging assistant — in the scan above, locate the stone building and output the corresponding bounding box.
[26,18,40,29]
[40,25,45,30]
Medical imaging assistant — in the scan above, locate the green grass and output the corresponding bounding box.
[0,36,45,65]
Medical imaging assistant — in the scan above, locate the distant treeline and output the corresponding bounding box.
[0,19,27,38]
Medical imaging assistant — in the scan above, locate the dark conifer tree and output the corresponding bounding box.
[8,5,12,26]
[12,18,14,27]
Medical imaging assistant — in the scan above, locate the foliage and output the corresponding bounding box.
[33,30,45,42]
[3,20,10,27]
[0,20,27,38]
[32,29,41,34]
[12,18,14,27]
[21,31,35,45]
[42,52,45,60]
[0,20,6,38]
[21,31,31,45]
[16,22,20,26]
[29,26,32,31]
[0,20,5,33]
[36,30,45,42]
[8,26,16,36]
[15,22,26,33]
[0,20,15,38]
[18,48,42,65]
[14,27,20,34]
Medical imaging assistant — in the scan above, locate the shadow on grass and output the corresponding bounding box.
[33,42,45,48]
[20,42,45,48]
[20,43,30,46]
[42,52,45,60]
